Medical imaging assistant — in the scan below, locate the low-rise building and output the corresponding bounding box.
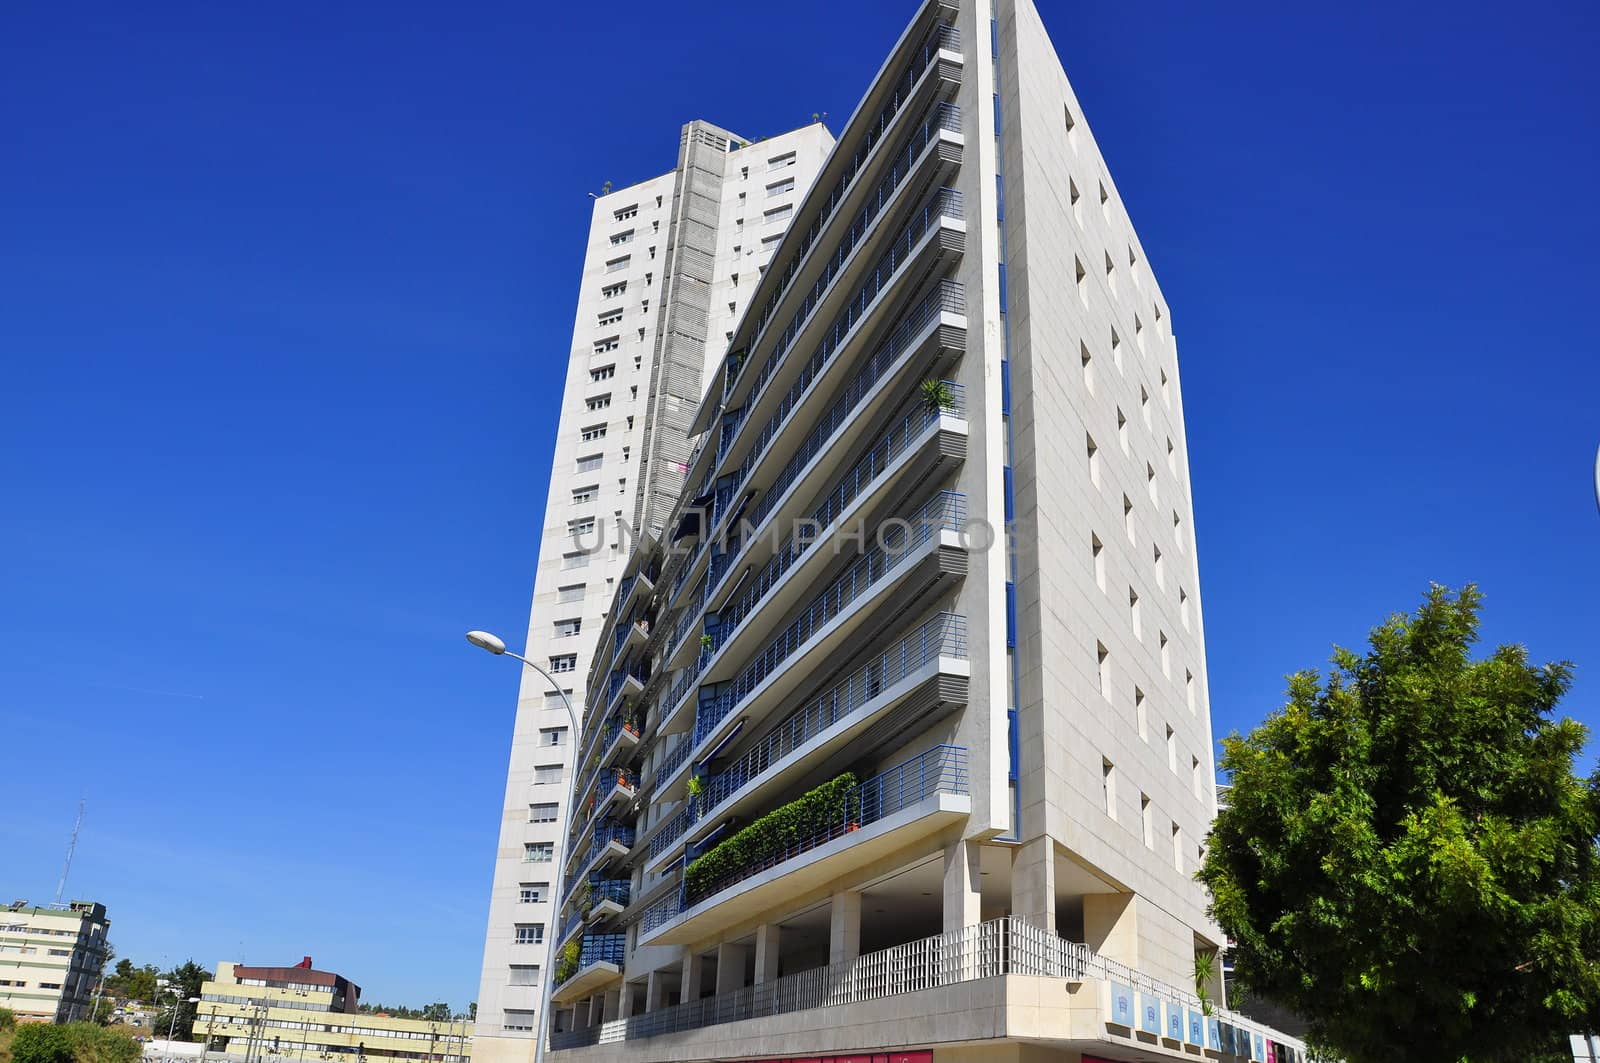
[0,899,110,1023]
[194,962,471,1063]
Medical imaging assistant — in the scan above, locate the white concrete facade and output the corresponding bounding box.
[473,122,832,1063]
[519,1,1309,1062]
[0,900,110,1023]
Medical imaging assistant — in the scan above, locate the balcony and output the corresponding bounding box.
[640,745,969,945]
[656,376,967,741]
[698,18,965,435]
[583,878,630,922]
[551,917,1307,1061]
[644,612,968,873]
[565,822,634,895]
[550,932,626,1005]
[669,188,966,620]
[658,491,968,794]
[598,716,640,767]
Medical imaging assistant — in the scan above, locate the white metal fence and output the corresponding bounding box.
[549,915,1302,1055]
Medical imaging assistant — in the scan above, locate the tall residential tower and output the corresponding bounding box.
[473,120,832,1063]
[533,0,1310,1061]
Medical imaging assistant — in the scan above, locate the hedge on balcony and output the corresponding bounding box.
[683,772,859,902]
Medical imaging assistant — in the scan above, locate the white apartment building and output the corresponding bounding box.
[473,120,833,1063]
[0,900,110,1023]
[525,1,1312,1062]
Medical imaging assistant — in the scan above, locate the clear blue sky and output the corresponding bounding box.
[2,0,1596,1009]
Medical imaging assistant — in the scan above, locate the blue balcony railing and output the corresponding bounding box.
[693,491,967,748]
[577,933,626,969]
[589,878,631,908]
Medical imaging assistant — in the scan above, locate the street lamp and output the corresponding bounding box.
[167,995,200,1056]
[465,630,579,1063]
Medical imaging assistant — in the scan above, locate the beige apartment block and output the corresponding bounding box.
[472,119,834,1063]
[0,900,109,1023]
[194,962,471,1063]
[495,0,1311,1061]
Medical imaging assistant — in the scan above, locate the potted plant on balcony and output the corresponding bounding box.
[686,773,706,816]
[920,377,956,415]
[699,632,714,651]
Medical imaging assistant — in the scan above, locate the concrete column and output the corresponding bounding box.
[1010,836,1056,932]
[680,948,704,1003]
[943,838,982,933]
[617,982,635,1019]
[829,890,862,965]
[1084,893,1138,968]
[754,923,782,984]
[600,988,620,1022]
[645,970,666,1012]
[715,941,748,995]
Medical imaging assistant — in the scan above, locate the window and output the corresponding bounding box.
[561,551,584,570]
[767,150,796,170]
[571,485,597,504]
[503,1010,537,1032]
[529,803,559,823]
[1141,384,1152,426]
[1129,587,1141,640]
[568,517,596,537]
[1135,686,1147,740]
[580,423,607,442]
[1074,255,1086,300]
[40,982,62,990]
[534,762,563,784]
[597,309,623,327]
[1102,758,1116,819]
[518,883,548,904]
[544,691,571,711]
[1140,794,1153,847]
[524,842,553,864]
[540,726,567,747]
[1096,641,1111,701]
[601,280,627,298]
[763,204,792,224]
[554,618,581,638]
[1111,325,1122,368]
[609,229,634,246]
[613,205,638,222]
[766,177,794,197]
[548,655,576,674]
[557,583,584,604]
[1159,631,1170,676]
[1081,342,1094,393]
[1179,587,1190,628]
[1166,724,1177,771]
[1172,822,1183,871]
[575,454,602,473]
[586,394,611,411]
[1086,433,1099,487]
[760,232,783,248]
[1153,544,1165,589]
[604,256,629,273]
[1166,437,1176,474]
[1063,104,1077,136]
[1192,756,1203,799]
[1116,407,1128,452]
[1091,533,1105,591]
[590,364,616,382]
[513,923,545,944]
[1147,462,1158,504]
[594,336,619,354]
[508,965,541,987]
[1186,669,1196,713]
[1161,367,1171,406]
[1123,494,1135,544]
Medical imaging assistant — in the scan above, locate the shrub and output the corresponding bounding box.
[0,1006,16,1031]
[554,938,581,985]
[61,1025,139,1063]
[683,773,858,902]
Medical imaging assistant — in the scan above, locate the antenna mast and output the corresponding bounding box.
[55,799,85,905]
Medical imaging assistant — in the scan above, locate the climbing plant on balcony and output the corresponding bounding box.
[683,772,859,902]
[554,939,581,986]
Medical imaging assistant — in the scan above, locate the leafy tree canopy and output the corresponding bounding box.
[1200,585,1600,1062]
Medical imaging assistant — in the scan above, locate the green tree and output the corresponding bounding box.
[151,960,212,1041]
[10,1024,74,1063]
[1199,584,1600,1062]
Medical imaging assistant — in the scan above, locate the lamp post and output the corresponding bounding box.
[465,631,580,1063]
[166,995,200,1058]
